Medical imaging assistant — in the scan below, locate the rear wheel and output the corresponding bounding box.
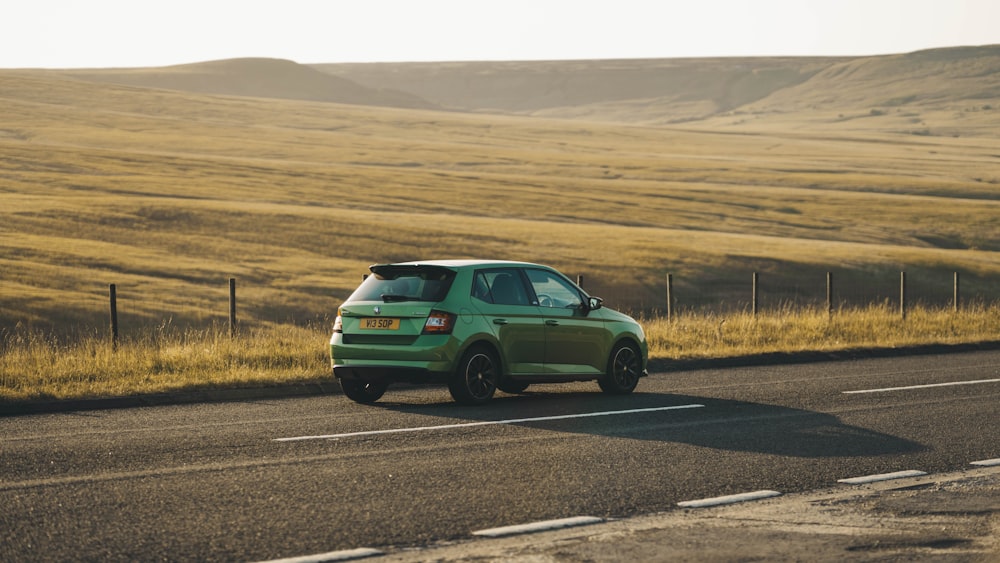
[340,379,388,404]
[449,346,498,405]
[599,342,641,395]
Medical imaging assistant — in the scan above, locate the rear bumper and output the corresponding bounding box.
[333,364,451,385]
[330,332,458,385]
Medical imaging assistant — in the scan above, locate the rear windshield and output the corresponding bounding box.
[348,265,457,303]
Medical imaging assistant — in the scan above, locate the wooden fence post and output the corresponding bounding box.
[826,272,834,317]
[954,271,961,312]
[576,275,584,289]
[900,271,907,320]
[752,272,759,317]
[665,273,674,321]
[109,283,119,351]
[229,278,237,338]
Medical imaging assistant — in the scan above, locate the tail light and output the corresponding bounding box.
[422,310,456,335]
[333,309,343,333]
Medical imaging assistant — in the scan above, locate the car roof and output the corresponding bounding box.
[375,259,542,271]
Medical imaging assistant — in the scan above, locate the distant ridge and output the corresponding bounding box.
[314,45,1000,125]
[315,57,840,115]
[746,45,1000,112]
[11,46,1000,129]
[60,58,438,110]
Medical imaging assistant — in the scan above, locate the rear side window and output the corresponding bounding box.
[472,269,532,306]
[349,265,456,303]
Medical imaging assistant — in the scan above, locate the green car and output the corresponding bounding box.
[331,260,648,405]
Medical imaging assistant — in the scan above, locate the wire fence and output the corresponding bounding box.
[91,269,998,344]
[579,269,997,318]
[4,267,994,351]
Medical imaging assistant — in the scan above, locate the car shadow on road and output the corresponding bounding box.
[371,389,925,458]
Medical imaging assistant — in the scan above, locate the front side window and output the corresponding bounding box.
[525,269,583,308]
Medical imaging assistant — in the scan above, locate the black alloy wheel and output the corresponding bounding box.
[340,379,389,404]
[599,343,641,394]
[449,346,499,405]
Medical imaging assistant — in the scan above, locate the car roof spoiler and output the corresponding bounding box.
[369,263,456,280]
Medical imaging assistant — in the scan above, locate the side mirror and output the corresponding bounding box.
[588,296,603,311]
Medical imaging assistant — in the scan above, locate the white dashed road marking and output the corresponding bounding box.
[274,404,705,442]
[971,458,1000,467]
[472,516,604,538]
[837,470,928,484]
[843,378,1000,394]
[677,490,782,508]
[255,547,382,563]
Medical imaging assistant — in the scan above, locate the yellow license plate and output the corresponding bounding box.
[359,318,401,330]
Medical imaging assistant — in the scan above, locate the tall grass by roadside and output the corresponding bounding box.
[0,322,329,403]
[644,303,1000,360]
[2,304,997,404]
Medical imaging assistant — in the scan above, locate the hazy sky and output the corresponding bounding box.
[3,0,999,68]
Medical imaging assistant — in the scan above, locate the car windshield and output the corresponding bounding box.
[348,265,457,303]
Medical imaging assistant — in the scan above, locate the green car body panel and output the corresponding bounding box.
[330,260,648,403]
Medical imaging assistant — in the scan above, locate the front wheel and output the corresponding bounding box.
[449,346,498,405]
[340,379,388,404]
[599,343,641,395]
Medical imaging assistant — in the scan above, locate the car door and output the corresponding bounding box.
[524,268,609,375]
[470,268,546,375]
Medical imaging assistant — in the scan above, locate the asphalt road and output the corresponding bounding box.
[2,350,998,562]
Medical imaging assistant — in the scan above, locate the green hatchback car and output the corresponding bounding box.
[331,260,648,405]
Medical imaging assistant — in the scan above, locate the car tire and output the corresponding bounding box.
[340,379,388,404]
[599,342,641,395]
[449,346,498,405]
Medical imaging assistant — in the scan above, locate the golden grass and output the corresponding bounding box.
[1,60,997,405]
[2,304,997,404]
[0,69,998,373]
[0,323,329,402]
[644,303,1000,360]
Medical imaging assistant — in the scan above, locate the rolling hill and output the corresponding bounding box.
[315,45,1000,131]
[314,56,840,121]
[56,57,437,109]
[1,48,999,333]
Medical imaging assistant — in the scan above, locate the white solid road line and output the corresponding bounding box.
[843,378,1000,394]
[837,470,928,485]
[274,404,706,442]
[256,547,382,563]
[677,490,782,508]
[472,516,604,538]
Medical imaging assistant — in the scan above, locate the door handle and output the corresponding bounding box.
[493,319,509,325]
[545,319,559,326]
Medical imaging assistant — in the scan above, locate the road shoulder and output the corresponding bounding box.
[382,465,1000,562]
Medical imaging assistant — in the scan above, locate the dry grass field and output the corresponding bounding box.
[3,304,998,402]
[1,48,999,401]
